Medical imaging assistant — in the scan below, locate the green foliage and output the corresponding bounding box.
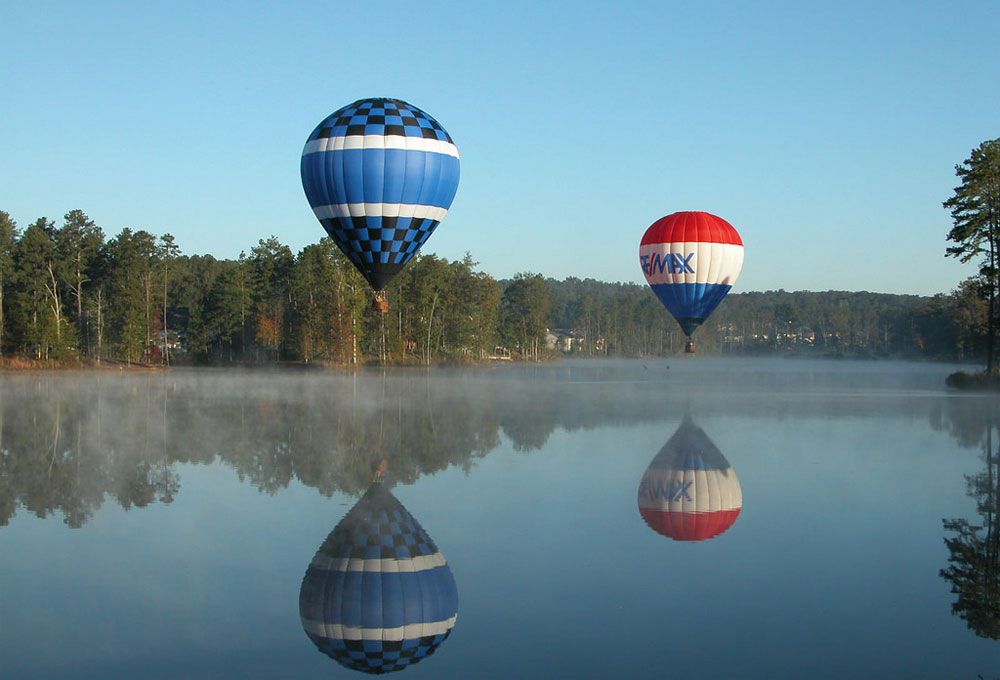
[945,138,1000,375]
[0,211,20,356]
[55,210,104,355]
[249,236,294,360]
[289,239,367,363]
[500,272,550,359]
[10,218,77,358]
[945,139,1000,265]
[103,229,159,363]
[0,204,990,365]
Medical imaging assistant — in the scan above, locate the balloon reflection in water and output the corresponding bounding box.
[300,480,458,674]
[638,417,742,541]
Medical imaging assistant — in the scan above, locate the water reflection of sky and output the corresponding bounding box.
[0,359,998,678]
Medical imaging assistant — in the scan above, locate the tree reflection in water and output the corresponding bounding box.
[936,399,1000,640]
[0,366,955,529]
[1,370,670,527]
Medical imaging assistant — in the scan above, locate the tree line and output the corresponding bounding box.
[548,277,986,360]
[0,207,989,365]
[0,210,549,365]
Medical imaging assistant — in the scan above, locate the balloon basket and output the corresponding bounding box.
[684,340,696,354]
[372,292,389,314]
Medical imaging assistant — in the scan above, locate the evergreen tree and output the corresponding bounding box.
[500,273,551,360]
[158,234,180,364]
[0,212,18,356]
[204,258,252,361]
[249,237,293,361]
[55,210,104,355]
[289,240,367,362]
[12,219,74,358]
[170,254,225,359]
[104,229,158,363]
[945,138,1000,375]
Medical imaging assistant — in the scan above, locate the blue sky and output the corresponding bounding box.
[1,1,997,295]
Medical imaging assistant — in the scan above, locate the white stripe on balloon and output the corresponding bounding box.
[302,614,458,641]
[309,551,448,573]
[639,242,744,286]
[312,203,449,221]
[303,135,460,159]
[638,468,743,513]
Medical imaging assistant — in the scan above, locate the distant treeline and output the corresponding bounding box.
[549,278,986,360]
[0,209,986,365]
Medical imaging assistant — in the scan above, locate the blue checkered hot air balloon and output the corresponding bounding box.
[300,98,461,305]
[299,481,459,674]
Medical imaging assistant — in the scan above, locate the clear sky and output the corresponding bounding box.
[1,1,997,295]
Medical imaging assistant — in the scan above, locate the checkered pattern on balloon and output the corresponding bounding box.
[299,482,459,674]
[300,98,461,293]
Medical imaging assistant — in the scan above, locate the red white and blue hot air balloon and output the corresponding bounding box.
[301,97,460,310]
[639,211,744,349]
[637,417,742,542]
[299,481,458,674]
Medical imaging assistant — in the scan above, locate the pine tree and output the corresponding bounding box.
[0,212,18,356]
[55,210,104,355]
[945,138,1000,375]
[158,234,180,364]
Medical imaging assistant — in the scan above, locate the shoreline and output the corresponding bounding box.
[0,353,977,373]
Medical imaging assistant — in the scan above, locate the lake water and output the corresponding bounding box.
[1,359,999,678]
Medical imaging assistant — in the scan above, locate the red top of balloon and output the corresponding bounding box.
[640,211,743,246]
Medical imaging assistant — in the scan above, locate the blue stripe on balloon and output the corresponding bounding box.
[382,149,406,205]
[301,149,460,208]
[362,569,383,630]
[341,569,362,628]
[362,149,385,204]
[650,283,732,328]
[302,565,458,630]
[418,151,442,208]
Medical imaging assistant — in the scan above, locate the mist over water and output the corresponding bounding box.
[0,359,997,678]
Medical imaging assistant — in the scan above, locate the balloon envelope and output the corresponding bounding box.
[301,98,461,291]
[639,211,744,337]
[299,482,458,674]
[637,417,742,541]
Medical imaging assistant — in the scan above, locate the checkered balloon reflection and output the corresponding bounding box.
[299,482,458,674]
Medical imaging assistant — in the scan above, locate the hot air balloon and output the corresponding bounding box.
[301,98,461,312]
[637,417,742,542]
[639,211,743,353]
[299,480,459,674]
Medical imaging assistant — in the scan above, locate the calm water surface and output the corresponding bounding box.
[1,359,999,678]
